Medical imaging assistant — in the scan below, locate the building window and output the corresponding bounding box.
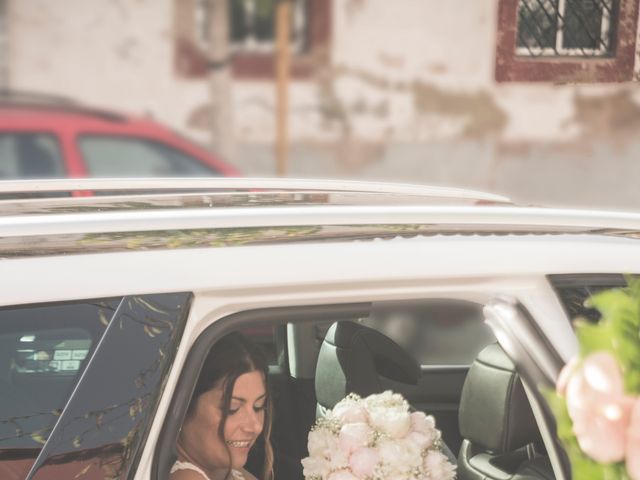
[496,0,639,82]
[517,0,615,57]
[174,0,330,80]
[226,0,308,54]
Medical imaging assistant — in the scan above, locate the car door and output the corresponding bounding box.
[0,293,191,480]
[483,295,571,480]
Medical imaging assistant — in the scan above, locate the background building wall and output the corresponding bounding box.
[7,0,640,209]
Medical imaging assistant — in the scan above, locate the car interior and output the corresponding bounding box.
[231,298,555,480]
[5,276,624,479]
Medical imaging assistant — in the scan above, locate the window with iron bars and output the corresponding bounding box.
[516,0,616,57]
[196,0,309,55]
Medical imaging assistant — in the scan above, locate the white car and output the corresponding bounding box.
[1,178,638,480]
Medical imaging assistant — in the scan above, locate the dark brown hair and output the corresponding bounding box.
[187,332,273,480]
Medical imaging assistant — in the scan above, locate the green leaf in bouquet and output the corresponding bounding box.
[579,285,640,393]
[587,288,637,327]
[574,319,613,355]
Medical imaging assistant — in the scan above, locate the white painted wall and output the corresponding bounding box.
[9,0,206,138]
[6,0,640,209]
[13,0,637,143]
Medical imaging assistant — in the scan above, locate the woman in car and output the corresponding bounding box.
[171,332,273,480]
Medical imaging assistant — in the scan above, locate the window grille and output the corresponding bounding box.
[197,0,308,54]
[516,0,616,57]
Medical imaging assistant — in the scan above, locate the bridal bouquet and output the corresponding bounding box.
[551,279,640,479]
[301,391,455,480]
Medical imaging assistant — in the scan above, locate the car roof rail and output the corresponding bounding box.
[0,177,512,204]
[0,89,127,122]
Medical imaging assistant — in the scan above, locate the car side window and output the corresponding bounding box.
[0,299,120,479]
[0,133,65,179]
[238,325,280,366]
[549,273,629,325]
[78,135,219,177]
[361,300,496,366]
[311,300,495,366]
[0,294,192,480]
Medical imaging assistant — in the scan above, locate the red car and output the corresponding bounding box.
[0,92,239,180]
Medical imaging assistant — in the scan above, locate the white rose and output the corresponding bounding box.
[379,438,422,473]
[364,391,407,410]
[301,455,330,478]
[368,405,411,439]
[308,426,339,458]
[328,447,350,471]
[339,422,373,453]
[332,402,369,424]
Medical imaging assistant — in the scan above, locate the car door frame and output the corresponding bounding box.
[484,295,572,480]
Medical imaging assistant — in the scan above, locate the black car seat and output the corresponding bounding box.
[457,343,554,480]
[314,320,456,463]
[315,320,421,417]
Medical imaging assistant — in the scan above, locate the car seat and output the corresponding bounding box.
[314,320,457,464]
[314,320,421,417]
[457,343,554,480]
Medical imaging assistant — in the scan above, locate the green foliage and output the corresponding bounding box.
[549,277,640,478]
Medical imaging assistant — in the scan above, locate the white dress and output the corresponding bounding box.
[170,460,246,480]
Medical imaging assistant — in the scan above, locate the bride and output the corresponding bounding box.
[170,332,273,480]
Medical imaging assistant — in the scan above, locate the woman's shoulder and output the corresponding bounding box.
[170,469,209,480]
[170,460,210,480]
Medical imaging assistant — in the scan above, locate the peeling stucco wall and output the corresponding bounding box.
[7,0,640,208]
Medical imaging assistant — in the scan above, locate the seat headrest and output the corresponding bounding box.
[458,343,540,453]
[315,321,420,411]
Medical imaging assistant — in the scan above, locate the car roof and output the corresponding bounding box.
[0,91,127,120]
[1,178,640,257]
[0,91,167,133]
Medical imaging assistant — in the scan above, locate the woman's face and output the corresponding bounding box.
[179,370,266,472]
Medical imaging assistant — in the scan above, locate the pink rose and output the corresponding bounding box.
[406,431,434,450]
[423,450,456,480]
[556,357,579,396]
[349,447,379,478]
[562,351,634,463]
[626,398,640,480]
[338,423,372,454]
[409,411,439,448]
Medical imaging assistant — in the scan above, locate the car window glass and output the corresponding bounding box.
[78,135,218,177]
[313,300,495,366]
[238,325,279,365]
[0,133,65,179]
[363,300,495,366]
[0,299,120,480]
[28,293,191,480]
[549,274,628,325]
